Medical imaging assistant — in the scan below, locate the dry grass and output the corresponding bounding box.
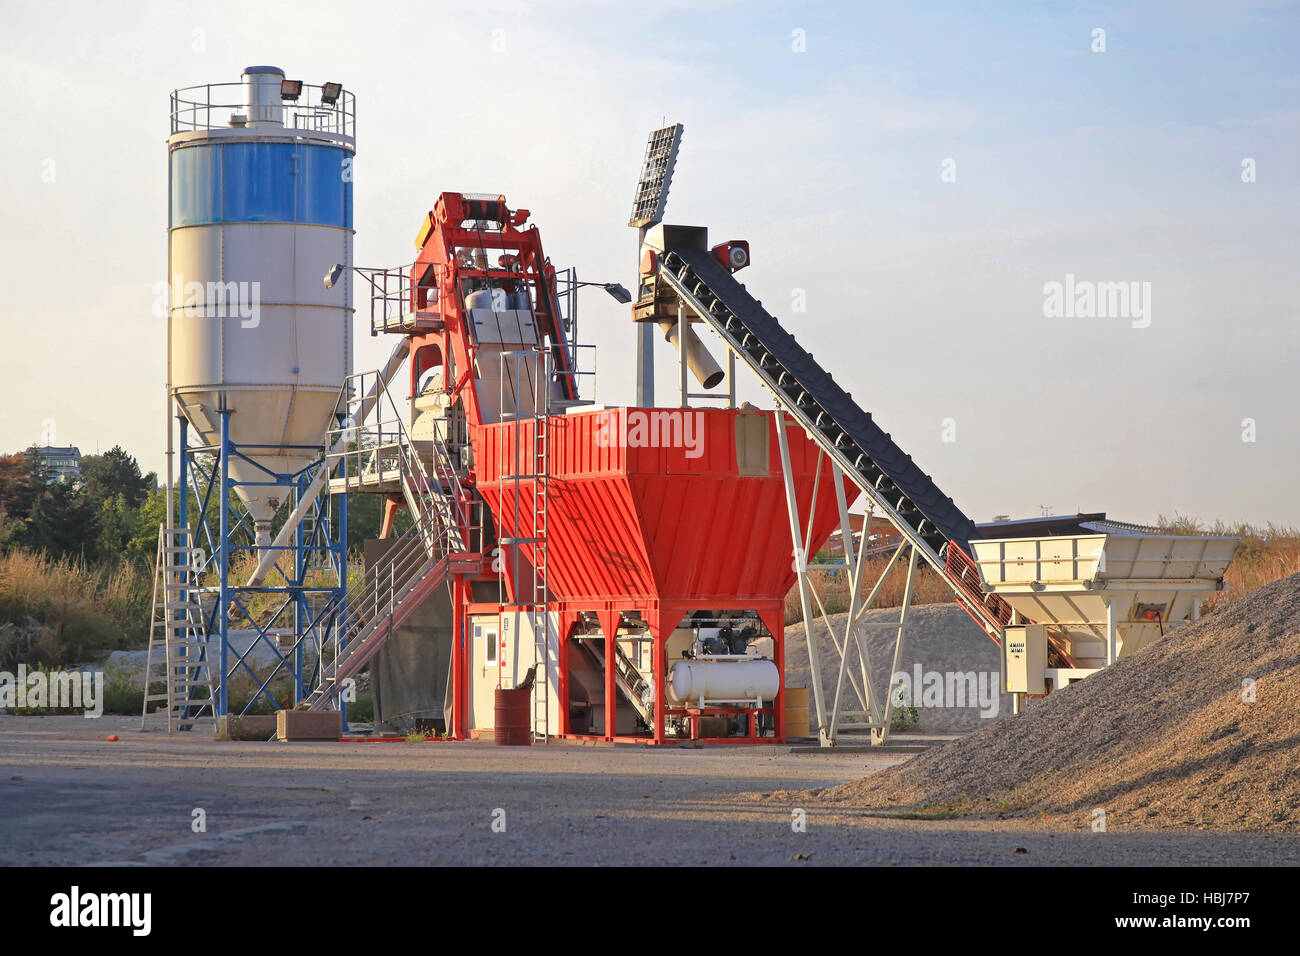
[785,554,962,624]
[0,544,365,670]
[1156,516,1300,612]
[0,549,152,667]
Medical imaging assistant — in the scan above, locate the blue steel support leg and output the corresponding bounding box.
[178,419,190,720]
[178,419,189,531]
[218,409,231,718]
[337,457,349,731]
[293,472,306,705]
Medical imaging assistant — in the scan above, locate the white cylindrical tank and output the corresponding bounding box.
[668,659,781,704]
[168,66,354,546]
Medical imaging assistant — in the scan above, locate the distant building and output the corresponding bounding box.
[32,445,82,483]
[823,513,904,560]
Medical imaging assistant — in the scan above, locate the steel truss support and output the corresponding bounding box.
[177,407,348,720]
[773,404,920,748]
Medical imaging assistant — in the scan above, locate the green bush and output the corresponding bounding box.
[346,693,374,722]
[890,684,920,732]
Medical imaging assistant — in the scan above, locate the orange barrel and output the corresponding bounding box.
[784,686,811,739]
[494,688,532,746]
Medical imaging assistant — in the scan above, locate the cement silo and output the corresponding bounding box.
[161,68,356,720]
[168,66,354,546]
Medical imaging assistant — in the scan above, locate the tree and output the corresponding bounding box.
[0,452,52,551]
[32,479,100,561]
[0,453,28,514]
[128,489,171,566]
[79,446,153,509]
[96,493,138,560]
[0,454,32,546]
[7,451,52,520]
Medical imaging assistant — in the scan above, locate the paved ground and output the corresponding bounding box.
[3,716,1299,866]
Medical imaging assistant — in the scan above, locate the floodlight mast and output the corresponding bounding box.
[628,123,684,407]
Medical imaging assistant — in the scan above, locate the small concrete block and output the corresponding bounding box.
[217,714,279,741]
[277,709,342,741]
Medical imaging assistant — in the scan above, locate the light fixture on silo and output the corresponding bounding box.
[320,82,342,105]
[280,79,303,101]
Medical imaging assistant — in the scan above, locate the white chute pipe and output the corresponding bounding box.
[244,341,408,587]
[658,318,724,389]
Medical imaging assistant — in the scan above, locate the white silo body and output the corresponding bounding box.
[168,66,354,545]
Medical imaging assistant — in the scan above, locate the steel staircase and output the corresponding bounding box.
[656,249,1008,643]
[300,543,453,712]
[141,525,215,732]
[302,372,473,713]
[583,639,653,730]
[944,541,1017,631]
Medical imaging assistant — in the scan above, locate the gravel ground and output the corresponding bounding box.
[783,604,1012,732]
[3,716,1300,865]
[799,573,1300,833]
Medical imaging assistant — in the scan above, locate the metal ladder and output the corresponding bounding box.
[497,347,553,742]
[530,392,551,742]
[141,525,215,733]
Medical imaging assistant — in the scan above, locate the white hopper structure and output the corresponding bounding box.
[971,521,1238,695]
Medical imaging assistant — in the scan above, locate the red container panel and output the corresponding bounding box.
[474,408,855,605]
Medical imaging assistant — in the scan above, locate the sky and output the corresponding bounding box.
[0,0,1296,526]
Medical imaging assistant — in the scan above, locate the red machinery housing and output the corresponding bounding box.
[382,192,851,744]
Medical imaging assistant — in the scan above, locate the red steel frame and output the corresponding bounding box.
[384,192,851,744]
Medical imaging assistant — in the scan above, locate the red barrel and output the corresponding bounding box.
[494,688,532,746]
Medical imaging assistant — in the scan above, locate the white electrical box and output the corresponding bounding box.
[1004,624,1047,694]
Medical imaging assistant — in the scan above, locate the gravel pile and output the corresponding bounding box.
[781,603,1012,733]
[805,573,1300,832]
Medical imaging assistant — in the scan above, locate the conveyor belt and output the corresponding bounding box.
[662,248,980,557]
[659,248,1017,641]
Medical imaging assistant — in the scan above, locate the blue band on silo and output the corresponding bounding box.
[170,142,353,228]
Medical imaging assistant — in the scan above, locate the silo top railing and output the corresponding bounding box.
[169,82,356,139]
